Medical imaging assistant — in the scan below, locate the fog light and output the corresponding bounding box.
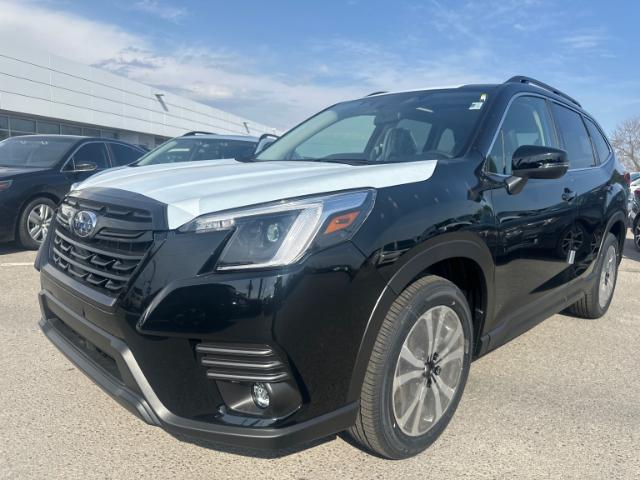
[252,383,270,409]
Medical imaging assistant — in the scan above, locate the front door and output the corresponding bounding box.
[486,95,577,333]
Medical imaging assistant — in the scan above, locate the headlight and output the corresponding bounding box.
[0,180,12,191]
[180,190,376,270]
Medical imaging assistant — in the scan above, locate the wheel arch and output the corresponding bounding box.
[346,232,495,402]
[602,210,626,261]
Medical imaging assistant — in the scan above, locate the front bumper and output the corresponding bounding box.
[39,288,358,450]
[37,213,388,451]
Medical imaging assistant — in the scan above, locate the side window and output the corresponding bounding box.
[584,118,611,163]
[551,103,596,169]
[69,143,109,170]
[109,143,143,166]
[487,96,556,175]
[295,115,376,159]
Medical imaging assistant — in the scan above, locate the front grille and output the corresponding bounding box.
[196,343,290,382]
[51,197,154,295]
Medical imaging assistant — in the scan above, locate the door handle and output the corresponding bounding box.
[562,188,576,202]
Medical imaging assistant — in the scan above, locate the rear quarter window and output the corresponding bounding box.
[584,118,611,163]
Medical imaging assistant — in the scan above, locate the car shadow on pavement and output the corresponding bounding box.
[0,242,24,255]
[623,237,640,262]
[172,433,336,459]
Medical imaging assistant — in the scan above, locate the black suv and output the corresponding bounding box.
[36,77,627,459]
[0,135,145,249]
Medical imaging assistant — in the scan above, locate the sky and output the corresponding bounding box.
[0,0,637,132]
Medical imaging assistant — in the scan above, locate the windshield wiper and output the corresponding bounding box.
[297,158,373,165]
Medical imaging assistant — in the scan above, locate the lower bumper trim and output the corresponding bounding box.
[39,289,358,451]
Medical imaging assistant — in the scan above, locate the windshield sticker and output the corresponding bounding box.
[469,101,484,110]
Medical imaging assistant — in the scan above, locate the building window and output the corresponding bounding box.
[10,117,36,134]
[101,130,118,139]
[61,124,82,135]
[0,130,8,141]
[0,116,8,130]
[37,121,60,135]
[83,127,101,137]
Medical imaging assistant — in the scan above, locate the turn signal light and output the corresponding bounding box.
[324,211,360,234]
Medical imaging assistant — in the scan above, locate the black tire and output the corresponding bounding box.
[348,275,473,459]
[17,197,56,250]
[565,232,619,319]
[633,218,640,252]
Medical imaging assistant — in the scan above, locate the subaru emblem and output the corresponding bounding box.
[72,210,98,238]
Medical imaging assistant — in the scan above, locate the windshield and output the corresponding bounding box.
[134,137,257,166]
[256,89,490,163]
[0,137,77,168]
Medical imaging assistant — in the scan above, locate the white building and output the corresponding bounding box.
[0,45,275,149]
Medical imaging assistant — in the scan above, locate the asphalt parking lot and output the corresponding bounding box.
[1,237,639,479]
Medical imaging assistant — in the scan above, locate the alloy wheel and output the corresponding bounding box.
[598,244,617,309]
[392,305,465,437]
[27,203,53,244]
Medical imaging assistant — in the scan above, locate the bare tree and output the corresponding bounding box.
[611,117,640,171]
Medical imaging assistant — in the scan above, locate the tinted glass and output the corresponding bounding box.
[584,118,611,163]
[135,138,257,166]
[0,137,77,168]
[10,117,36,133]
[109,143,143,166]
[257,89,490,163]
[70,142,109,170]
[487,96,557,174]
[551,104,595,169]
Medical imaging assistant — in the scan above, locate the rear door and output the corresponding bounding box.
[487,95,577,329]
[551,104,610,277]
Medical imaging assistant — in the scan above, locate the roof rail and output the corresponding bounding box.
[182,131,216,137]
[505,76,581,107]
[366,91,388,97]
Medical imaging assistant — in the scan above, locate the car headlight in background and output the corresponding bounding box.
[179,189,376,270]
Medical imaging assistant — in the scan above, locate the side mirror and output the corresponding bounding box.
[512,145,568,180]
[505,145,568,195]
[254,134,279,154]
[73,162,98,173]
